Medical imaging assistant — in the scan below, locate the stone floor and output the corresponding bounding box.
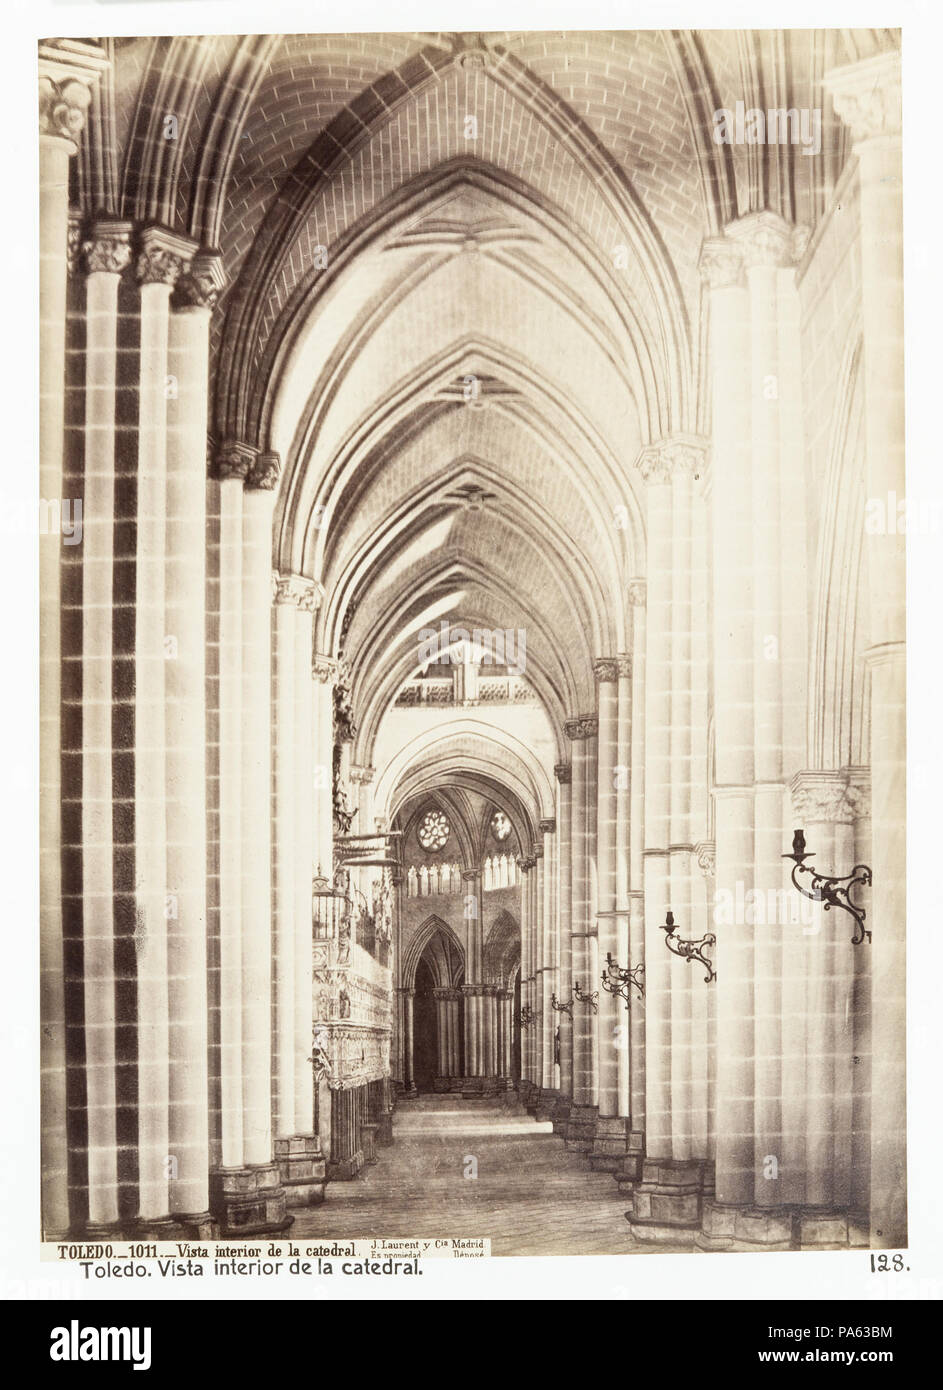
[291,1094,691,1257]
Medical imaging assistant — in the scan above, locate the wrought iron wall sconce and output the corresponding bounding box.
[573,980,599,1014]
[602,952,645,1004]
[550,991,573,1017]
[519,1004,538,1029]
[660,911,716,983]
[782,829,873,945]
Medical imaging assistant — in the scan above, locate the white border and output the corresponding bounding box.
[3,0,940,1303]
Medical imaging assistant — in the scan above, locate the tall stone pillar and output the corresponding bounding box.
[272,575,325,1206]
[592,659,629,1168]
[615,654,633,1125]
[292,589,321,1157]
[827,50,905,1252]
[398,987,416,1095]
[241,458,279,1163]
[273,580,299,1145]
[536,818,557,1112]
[78,220,132,1233]
[699,238,755,1215]
[164,252,224,1232]
[214,443,254,1181]
[134,228,195,1225]
[39,39,103,1240]
[311,656,336,878]
[787,771,868,1249]
[565,717,598,1150]
[462,866,484,1089]
[727,212,805,1216]
[627,583,647,1154]
[553,763,573,1130]
[433,988,451,1083]
[694,214,809,1252]
[629,437,711,1241]
[531,839,544,1091]
[517,859,533,1099]
[636,446,674,1168]
[211,451,288,1233]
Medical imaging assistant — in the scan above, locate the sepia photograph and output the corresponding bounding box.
[12,2,939,1331]
[34,19,908,1263]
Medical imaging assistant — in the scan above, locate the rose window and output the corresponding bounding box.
[418,809,450,851]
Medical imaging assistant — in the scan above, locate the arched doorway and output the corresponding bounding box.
[412,957,438,1092]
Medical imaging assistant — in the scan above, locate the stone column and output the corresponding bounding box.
[627,583,647,1156]
[517,860,532,1097]
[699,239,755,1212]
[485,986,499,1083]
[827,50,905,1252]
[210,452,288,1232]
[565,717,598,1149]
[272,575,324,1205]
[214,442,254,1178]
[78,221,132,1232]
[273,580,299,1143]
[311,656,336,878]
[615,654,633,1123]
[241,458,279,1165]
[538,818,557,1107]
[727,212,804,1211]
[592,658,630,1167]
[531,840,544,1092]
[553,763,573,1128]
[433,989,451,1082]
[449,991,463,1077]
[788,771,865,1249]
[164,252,224,1231]
[39,39,102,1240]
[629,437,711,1241]
[635,447,674,1168]
[463,866,483,985]
[133,228,195,1224]
[292,584,322,1185]
[398,988,416,1095]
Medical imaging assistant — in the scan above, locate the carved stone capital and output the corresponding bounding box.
[349,765,376,786]
[790,769,869,826]
[825,51,902,145]
[694,840,716,880]
[174,249,227,311]
[698,237,745,291]
[38,40,106,150]
[215,439,257,483]
[564,716,598,741]
[634,434,708,486]
[627,579,647,608]
[554,762,571,785]
[312,654,337,684]
[538,818,556,836]
[274,572,321,612]
[247,451,280,491]
[137,225,198,288]
[726,210,806,270]
[82,218,133,277]
[593,657,619,684]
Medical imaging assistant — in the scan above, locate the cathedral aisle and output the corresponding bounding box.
[290,1096,688,1256]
